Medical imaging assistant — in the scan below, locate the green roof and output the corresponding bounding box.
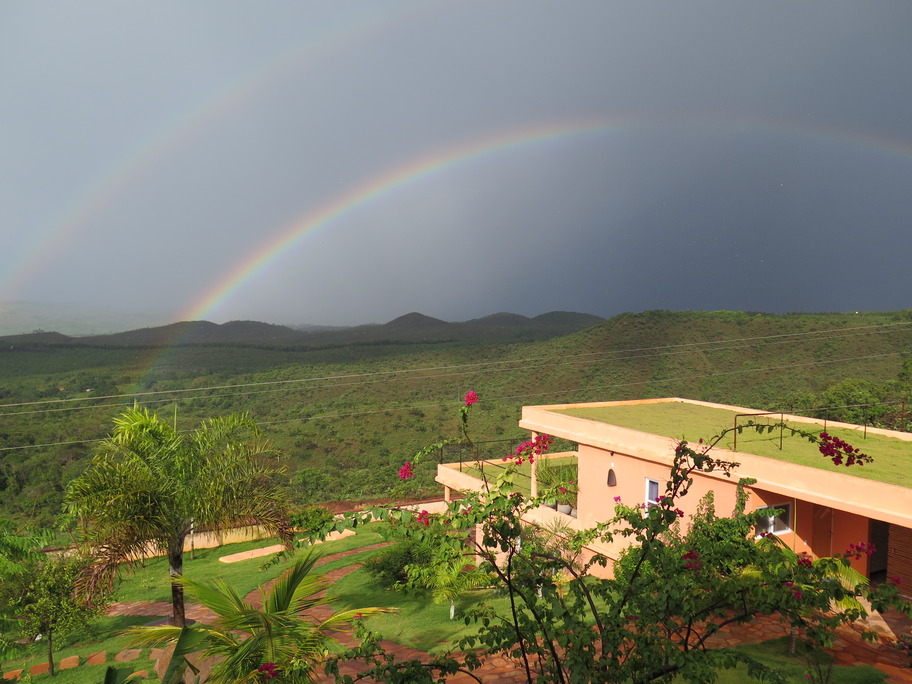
[555,402,912,489]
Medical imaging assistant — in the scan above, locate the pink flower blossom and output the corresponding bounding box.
[416,509,430,526]
[398,461,414,479]
[784,581,803,600]
[682,549,701,571]
[846,541,875,560]
[464,391,478,406]
[613,496,622,502]
[258,663,279,681]
[818,432,871,467]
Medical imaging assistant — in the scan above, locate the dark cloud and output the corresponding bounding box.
[1,1,911,326]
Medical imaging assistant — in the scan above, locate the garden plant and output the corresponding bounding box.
[330,392,910,683]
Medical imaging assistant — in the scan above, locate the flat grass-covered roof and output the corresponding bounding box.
[555,401,912,489]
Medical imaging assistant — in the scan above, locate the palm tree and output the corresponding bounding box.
[126,552,384,683]
[64,406,293,626]
[422,555,491,620]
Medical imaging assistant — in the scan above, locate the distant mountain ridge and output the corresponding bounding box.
[0,311,604,349]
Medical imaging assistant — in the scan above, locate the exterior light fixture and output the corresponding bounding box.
[607,468,617,487]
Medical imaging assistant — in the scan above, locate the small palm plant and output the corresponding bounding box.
[126,551,385,682]
[420,554,492,620]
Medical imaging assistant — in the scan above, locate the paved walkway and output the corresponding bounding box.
[4,537,910,682]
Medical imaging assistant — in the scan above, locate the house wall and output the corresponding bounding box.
[746,488,814,556]
[576,444,878,576]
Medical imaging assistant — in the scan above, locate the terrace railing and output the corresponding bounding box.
[436,436,577,497]
[733,400,908,450]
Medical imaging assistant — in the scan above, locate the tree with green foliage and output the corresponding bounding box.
[340,393,909,683]
[64,406,293,626]
[415,552,491,621]
[0,519,51,664]
[126,552,384,683]
[16,554,108,678]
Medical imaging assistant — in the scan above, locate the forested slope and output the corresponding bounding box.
[1,309,910,524]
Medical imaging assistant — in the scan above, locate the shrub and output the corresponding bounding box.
[363,539,433,588]
[290,505,334,533]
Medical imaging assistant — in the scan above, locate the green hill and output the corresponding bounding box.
[0,309,910,525]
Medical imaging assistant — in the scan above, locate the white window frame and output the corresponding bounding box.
[755,503,792,537]
[645,478,661,507]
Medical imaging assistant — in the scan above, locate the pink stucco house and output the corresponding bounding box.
[437,397,912,586]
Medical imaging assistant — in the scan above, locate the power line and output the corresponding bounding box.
[0,349,902,453]
[2,319,909,415]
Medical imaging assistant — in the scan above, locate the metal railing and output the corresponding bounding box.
[436,436,578,495]
[733,400,908,450]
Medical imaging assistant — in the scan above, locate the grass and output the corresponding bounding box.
[327,561,509,654]
[0,525,385,682]
[113,525,386,604]
[3,528,897,682]
[557,401,912,488]
[0,615,160,683]
[328,554,890,682]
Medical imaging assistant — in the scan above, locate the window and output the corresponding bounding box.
[645,478,660,507]
[755,504,791,536]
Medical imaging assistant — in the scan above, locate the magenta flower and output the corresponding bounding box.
[398,461,414,479]
[846,541,875,559]
[258,662,279,680]
[416,509,431,526]
[818,432,871,467]
[613,496,622,503]
[464,391,478,406]
[682,549,701,571]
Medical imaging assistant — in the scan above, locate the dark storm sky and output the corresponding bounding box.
[2,1,911,326]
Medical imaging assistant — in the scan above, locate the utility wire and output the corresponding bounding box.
[1,349,902,453]
[2,319,909,413]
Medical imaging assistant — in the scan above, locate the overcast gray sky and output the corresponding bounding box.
[2,2,911,327]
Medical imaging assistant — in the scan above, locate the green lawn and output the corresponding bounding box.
[114,526,385,604]
[327,561,509,654]
[0,615,160,683]
[0,526,385,682]
[558,402,912,488]
[2,522,896,682]
[329,553,890,682]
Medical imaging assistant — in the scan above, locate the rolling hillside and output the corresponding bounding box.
[0,309,909,524]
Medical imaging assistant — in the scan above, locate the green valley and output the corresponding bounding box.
[1,309,910,525]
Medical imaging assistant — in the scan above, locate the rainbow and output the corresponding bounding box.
[181,115,912,323]
[181,118,619,322]
[0,1,426,301]
[124,113,912,389]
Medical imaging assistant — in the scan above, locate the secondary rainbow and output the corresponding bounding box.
[0,2,423,301]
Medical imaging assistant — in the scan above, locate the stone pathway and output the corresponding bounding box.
[3,537,911,682]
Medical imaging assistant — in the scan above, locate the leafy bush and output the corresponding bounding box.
[290,505,334,533]
[363,539,433,588]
